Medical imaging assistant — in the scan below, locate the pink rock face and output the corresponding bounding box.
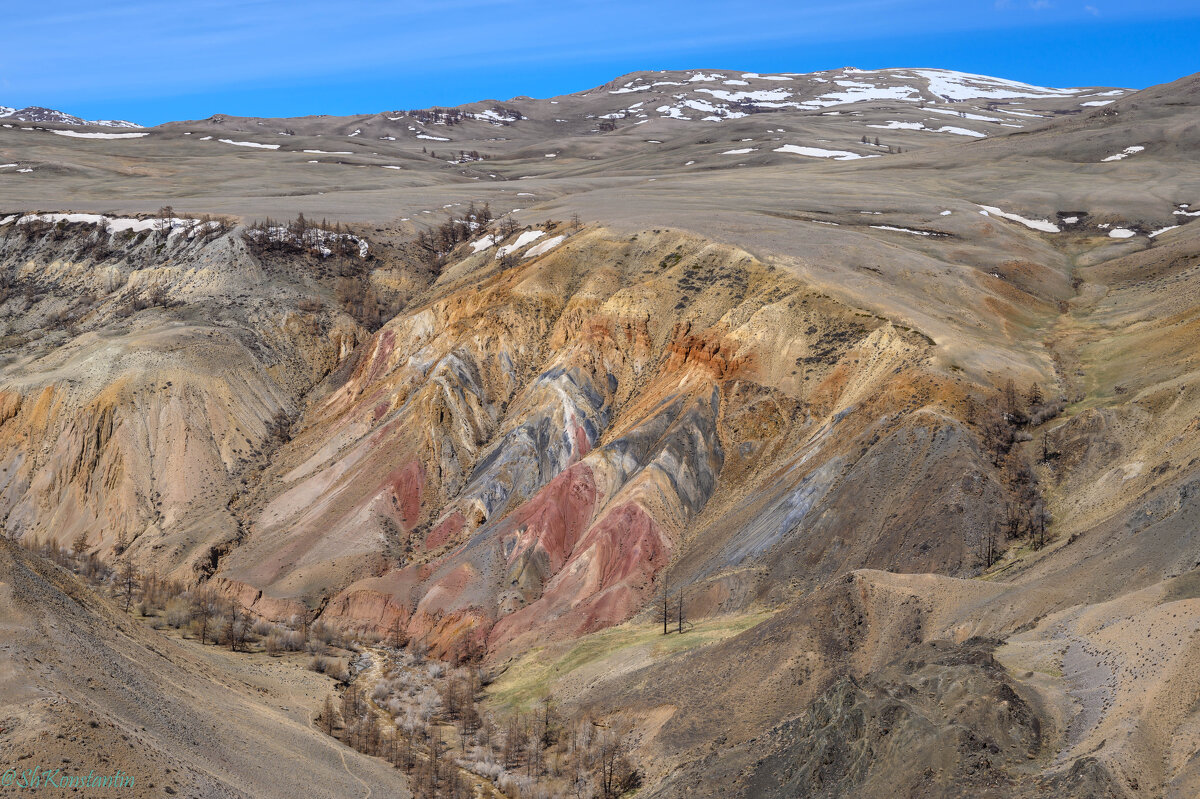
[425,511,465,550]
[384,461,425,529]
[490,501,668,652]
[321,566,424,632]
[502,462,599,582]
[571,421,592,458]
[211,577,307,623]
[363,329,396,387]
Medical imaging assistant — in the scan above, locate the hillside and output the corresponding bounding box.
[2,66,1199,798]
[0,538,411,797]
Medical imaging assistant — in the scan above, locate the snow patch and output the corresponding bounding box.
[913,68,1081,100]
[871,225,936,236]
[50,130,148,139]
[977,205,1060,233]
[469,235,497,254]
[1101,145,1144,162]
[495,230,545,259]
[523,235,565,258]
[934,125,986,137]
[773,144,874,160]
[218,139,280,149]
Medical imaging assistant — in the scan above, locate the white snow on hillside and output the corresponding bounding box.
[868,121,926,130]
[0,106,141,128]
[695,88,792,103]
[910,69,1083,100]
[14,213,210,235]
[469,234,497,253]
[809,82,920,107]
[871,225,936,236]
[597,68,1116,124]
[934,125,986,137]
[774,145,875,160]
[50,130,148,139]
[496,230,545,259]
[218,139,280,149]
[1102,145,1145,162]
[977,205,1060,233]
[523,235,565,258]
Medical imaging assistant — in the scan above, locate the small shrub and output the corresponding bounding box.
[165,596,191,628]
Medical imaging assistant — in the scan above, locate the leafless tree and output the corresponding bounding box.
[157,205,175,239]
[190,589,216,645]
[118,556,137,613]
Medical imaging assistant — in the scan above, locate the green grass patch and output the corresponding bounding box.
[486,611,774,713]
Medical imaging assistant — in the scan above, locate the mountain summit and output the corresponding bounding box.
[0,104,140,128]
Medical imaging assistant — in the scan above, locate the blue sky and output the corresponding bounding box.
[2,1,1197,125]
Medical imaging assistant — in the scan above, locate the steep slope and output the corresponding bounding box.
[214,222,1024,663]
[0,537,411,798]
[0,216,398,578]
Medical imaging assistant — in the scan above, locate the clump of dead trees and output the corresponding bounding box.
[2,210,232,266]
[316,644,642,799]
[17,533,643,798]
[414,203,493,259]
[243,213,365,259]
[969,380,1063,565]
[17,534,356,663]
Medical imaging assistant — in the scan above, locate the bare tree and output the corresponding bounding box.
[982,522,999,568]
[595,724,640,799]
[320,693,338,735]
[118,556,137,613]
[191,589,216,645]
[157,206,175,239]
[677,588,685,634]
[228,603,247,651]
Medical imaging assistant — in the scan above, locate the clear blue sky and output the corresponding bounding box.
[3,1,1197,125]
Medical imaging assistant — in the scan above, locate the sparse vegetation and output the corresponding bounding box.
[971,379,1065,562]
